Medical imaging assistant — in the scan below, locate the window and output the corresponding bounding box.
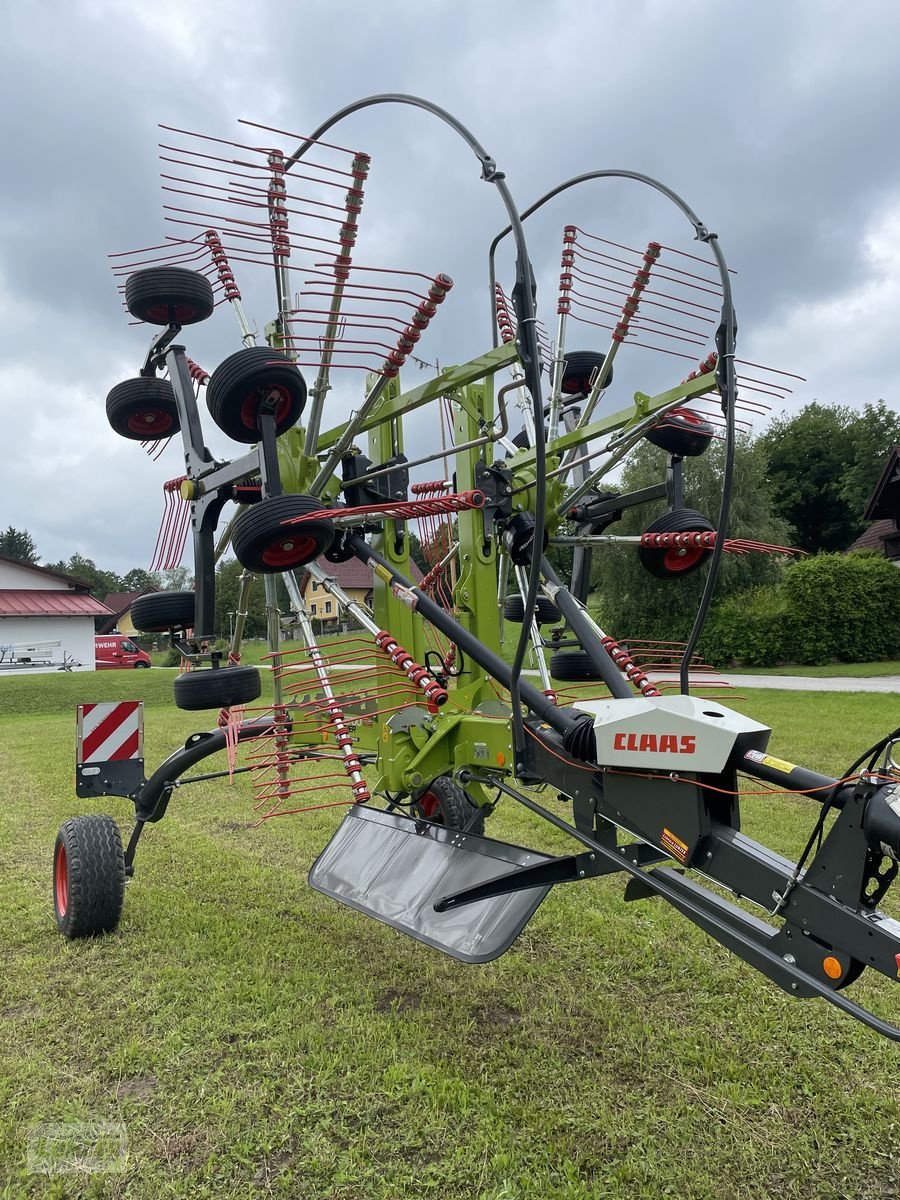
[310,603,317,615]
[121,640,137,653]
[325,601,332,615]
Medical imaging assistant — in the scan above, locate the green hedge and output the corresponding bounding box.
[701,553,900,666]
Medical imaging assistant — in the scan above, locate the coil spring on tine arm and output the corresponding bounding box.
[380,274,453,378]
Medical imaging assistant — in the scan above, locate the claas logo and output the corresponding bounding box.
[613,732,697,754]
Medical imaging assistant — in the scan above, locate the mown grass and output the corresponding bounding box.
[0,676,898,1199]
[736,661,900,678]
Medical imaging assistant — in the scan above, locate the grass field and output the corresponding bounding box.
[1,671,899,1199]
[735,661,900,678]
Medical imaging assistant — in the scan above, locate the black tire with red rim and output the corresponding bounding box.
[231,493,334,574]
[53,815,126,939]
[638,508,715,579]
[414,775,485,834]
[173,664,262,711]
[131,590,195,633]
[644,408,714,458]
[559,349,613,395]
[125,267,215,326]
[206,347,307,444]
[106,377,180,441]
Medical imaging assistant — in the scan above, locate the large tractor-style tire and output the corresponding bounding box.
[206,347,307,443]
[173,664,262,711]
[645,408,714,458]
[414,775,485,834]
[131,591,195,633]
[106,377,180,441]
[53,815,126,939]
[503,595,561,625]
[231,494,334,573]
[638,508,716,579]
[125,267,215,326]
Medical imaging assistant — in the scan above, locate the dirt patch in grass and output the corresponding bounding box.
[375,987,423,1014]
[115,1074,159,1101]
[469,1001,522,1027]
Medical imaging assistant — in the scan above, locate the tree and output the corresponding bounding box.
[45,554,121,600]
[759,401,900,553]
[839,400,900,519]
[590,435,793,642]
[213,560,291,640]
[160,565,194,591]
[0,526,40,565]
[121,567,162,593]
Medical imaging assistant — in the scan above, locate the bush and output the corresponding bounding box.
[702,553,900,667]
[782,552,900,663]
[701,586,789,667]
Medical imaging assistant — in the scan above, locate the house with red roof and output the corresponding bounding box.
[0,556,113,672]
[299,555,425,624]
[97,588,157,636]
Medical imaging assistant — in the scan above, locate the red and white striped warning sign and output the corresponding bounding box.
[77,702,143,764]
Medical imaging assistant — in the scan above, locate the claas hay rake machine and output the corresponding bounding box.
[53,95,900,1041]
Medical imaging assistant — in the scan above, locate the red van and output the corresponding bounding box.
[95,634,152,670]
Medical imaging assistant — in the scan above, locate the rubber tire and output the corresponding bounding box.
[106,377,180,441]
[559,350,613,395]
[134,662,151,669]
[173,664,262,711]
[125,267,215,326]
[231,494,334,573]
[549,650,604,682]
[131,591,195,633]
[414,775,485,834]
[503,595,561,625]
[638,508,715,579]
[54,815,126,939]
[206,347,307,444]
[645,409,714,458]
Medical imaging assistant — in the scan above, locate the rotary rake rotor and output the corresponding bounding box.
[53,95,900,1044]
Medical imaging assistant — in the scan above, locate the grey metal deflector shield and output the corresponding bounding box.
[308,806,554,963]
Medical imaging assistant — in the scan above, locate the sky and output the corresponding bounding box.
[2,0,900,576]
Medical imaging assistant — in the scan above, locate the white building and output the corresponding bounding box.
[0,556,113,673]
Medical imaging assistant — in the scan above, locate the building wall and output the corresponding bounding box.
[302,578,369,620]
[0,561,69,590]
[0,616,96,671]
[116,609,139,636]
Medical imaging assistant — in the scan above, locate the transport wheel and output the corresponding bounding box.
[231,494,334,573]
[549,650,604,682]
[53,815,126,939]
[503,595,561,625]
[131,591,195,633]
[173,664,262,711]
[559,349,613,395]
[638,508,716,579]
[414,776,485,834]
[106,377,180,441]
[645,408,714,457]
[125,267,215,326]
[206,347,307,443]
[134,662,151,669]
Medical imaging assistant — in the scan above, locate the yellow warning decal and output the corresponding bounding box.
[373,562,393,584]
[660,827,689,864]
[760,754,797,774]
[744,749,797,775]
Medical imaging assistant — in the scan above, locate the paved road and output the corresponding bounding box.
[647,672,900,694]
